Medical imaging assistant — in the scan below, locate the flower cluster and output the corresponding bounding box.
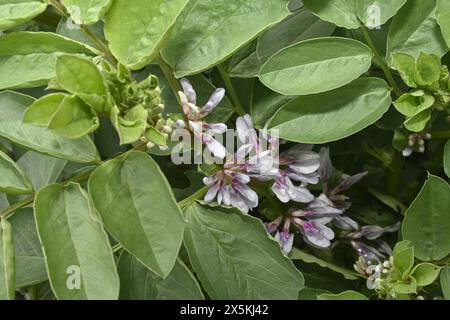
[191,83,399,257]
[175,78,227,159]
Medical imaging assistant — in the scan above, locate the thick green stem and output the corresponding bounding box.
[360,26,403,98]
[217,64,246,116]
[430,130,450,139]
[178,186,208,210]
[48,0,117,65]
[1,197,34,220]
[157,54,183,106]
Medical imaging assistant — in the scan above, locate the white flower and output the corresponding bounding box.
[178,78,227,159]
[293,217,335,248]
[203,170,258,213]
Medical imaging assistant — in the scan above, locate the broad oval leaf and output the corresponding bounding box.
[17,151,66,191]
[402,175,450,261]
[9,208,47,288]
[0,32,97,90]
[161,0,290,78]
[56,55,109,113]
[0,218,15,300]
[183,203,304,300]
[64,0,113,25]
[0,150,33,195]
[88,151,185,278]
[268,78,392,143]
[47,95,100,139]
[0,91,99,163]
[118,253,204,300]
[356,0,408,28]
[34,182,120,300]
[256,8,336,64]
[23,93,66,127]
[259,37,373,96]
[436,0,450,47]
[105,0,189,70]
[387,0,448,61]
[303,0,360,29]
[0,0,47,31]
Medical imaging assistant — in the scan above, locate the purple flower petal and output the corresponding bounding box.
[203,134,226,159]
[200,88,225,116]
[180,78,196,104]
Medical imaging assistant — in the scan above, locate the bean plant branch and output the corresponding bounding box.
[217,63,246,116]
[360,26,403,98]
[48,0,117,65]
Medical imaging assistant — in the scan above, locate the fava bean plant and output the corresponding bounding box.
[0,0,450,301]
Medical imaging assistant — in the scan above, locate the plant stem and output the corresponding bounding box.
[1,197,34,220]
[178,186,208,210]
[430,130,450,139]
[48,0,117,65]
[360,26,403,98]
[157,54,183,106]
[217,63,246,116]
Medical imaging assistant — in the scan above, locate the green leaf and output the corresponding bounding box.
[394,93,434,117]
[444,140,450,178]
[259,37,373,96]
[436,0,450,47]
[56,18,105,48]
[110,104,147,145]
[56,55,109,113]
[0,32,97,90]
[228,42,261,79]
[0,0,47,31]
[290,248,362,280]
[0,193,8,210]
[88,151,185,278]
[392,276,417,294]
[411,263,441,286]
[356,0,408,28]
[64,0,113,25]
[392,53,419,87]
[23,93,66,127]
[256,8,336,63]
[105,0,189,70]
[0,218,15,300]
[183,203,304,300]
[0,150,33,195]
[268,77,392,143]
[303,0,360,29]
[34,182,119,300]
[416,52,441,86]
[48,95,99,139]
[393,241,415,276]
[318,290,368,300]
[387,0,448,61]
[0,94,99,163]
[403,109,432,132]
[17,151,66,191]
[250,80,292,128]
[118,253,204,300]
[402,175,450,261]
[440,266,450,300]
[161,0,290,78]
[9,208,47,288]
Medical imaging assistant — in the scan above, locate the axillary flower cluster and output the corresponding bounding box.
[173,80,400,264]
